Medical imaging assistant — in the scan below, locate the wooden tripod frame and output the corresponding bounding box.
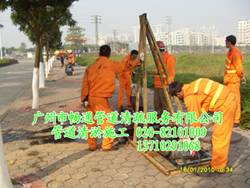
[128,13,192,176]
[132,13,189,143]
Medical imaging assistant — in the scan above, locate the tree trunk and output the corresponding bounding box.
[0,125,14,188]
[46,41,49,62]
[32,37,41,109]
[50,49,53,59]
[40,39,43,63]
[39,39,45,88]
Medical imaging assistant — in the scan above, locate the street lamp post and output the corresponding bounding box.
[0,24,3,60]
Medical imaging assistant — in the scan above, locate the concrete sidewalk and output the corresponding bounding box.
[1,60,250,188]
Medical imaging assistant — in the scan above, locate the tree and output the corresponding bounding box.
[1,0,78,109]
[65,26,86,55]
[7,46,17,54]
[26,47,36,52]
[19,42,26,53]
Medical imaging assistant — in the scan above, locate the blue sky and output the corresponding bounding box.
[0,0,249,48]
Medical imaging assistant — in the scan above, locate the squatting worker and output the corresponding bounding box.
[118,50,138,112]
[168,78,237,177]
[154,41,175,120]
[81,45,143,151]
[224,35,244,128]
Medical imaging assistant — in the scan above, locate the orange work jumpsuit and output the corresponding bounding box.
[70,53,75,65]
[183,78,237,171]
[223,46,244,124]
[155,52,175,88]
[81,56,141,150]
[154,52,175,118]
[118,55,134,107]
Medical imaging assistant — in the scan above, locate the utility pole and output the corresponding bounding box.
[112,29,117,52]
[91,15,101,51]
[167,16,172,54]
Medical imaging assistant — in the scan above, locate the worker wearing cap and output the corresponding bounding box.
[154,41,175,119]
[168,78,237,177]
[224,35,244,128]
[81,45,143,151]
[118,50,138,112]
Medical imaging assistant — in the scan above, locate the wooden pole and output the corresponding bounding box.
[133,15,143,143]
[145,24,174,116]
[144,14,189,127]
[141,14,148,141]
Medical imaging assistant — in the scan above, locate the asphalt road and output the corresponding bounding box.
[0,58,34,117]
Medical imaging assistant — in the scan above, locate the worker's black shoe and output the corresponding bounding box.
[233,123,239,128]
[119,106,124,112]
[102,145,119,151]
[196,171,220,177]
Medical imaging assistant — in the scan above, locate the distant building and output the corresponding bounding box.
[172,28,193,45]
[27,52,35,58]
[199,26,209,35]
[98,24,224,48]
[238,19,250,46]
[209,25,219,37]
[191,32,203,46]
[132,26,140,43]
[215,36,226,46]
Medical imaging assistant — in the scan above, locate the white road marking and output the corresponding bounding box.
[7,72,11,74]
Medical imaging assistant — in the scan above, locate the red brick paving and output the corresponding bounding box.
[18,104,51,112]
[11,174,44,188]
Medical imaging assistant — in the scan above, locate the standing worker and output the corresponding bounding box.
[154,41,175,120]
[224,35,244,128]
[118,50,138,112]
[81,45,143,151]
[60,53,64,68]
[168,78,237,177]
[69,52,75,66]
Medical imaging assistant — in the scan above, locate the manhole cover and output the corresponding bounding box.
[200,131,242,144]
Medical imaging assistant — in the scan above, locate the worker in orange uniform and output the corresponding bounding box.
[81,45,143,151]
[168,78,237,177]
[154,41,175,119]
[118,50,138,112]
[224,35,244,128]
[69,52,75,65]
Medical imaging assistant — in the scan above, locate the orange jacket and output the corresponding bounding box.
[70,53,75,63]
[118,55,134,83]
[183,78,236,127]
[223,46,244,84]
[155,52,175,88]
[81,56,141,101]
